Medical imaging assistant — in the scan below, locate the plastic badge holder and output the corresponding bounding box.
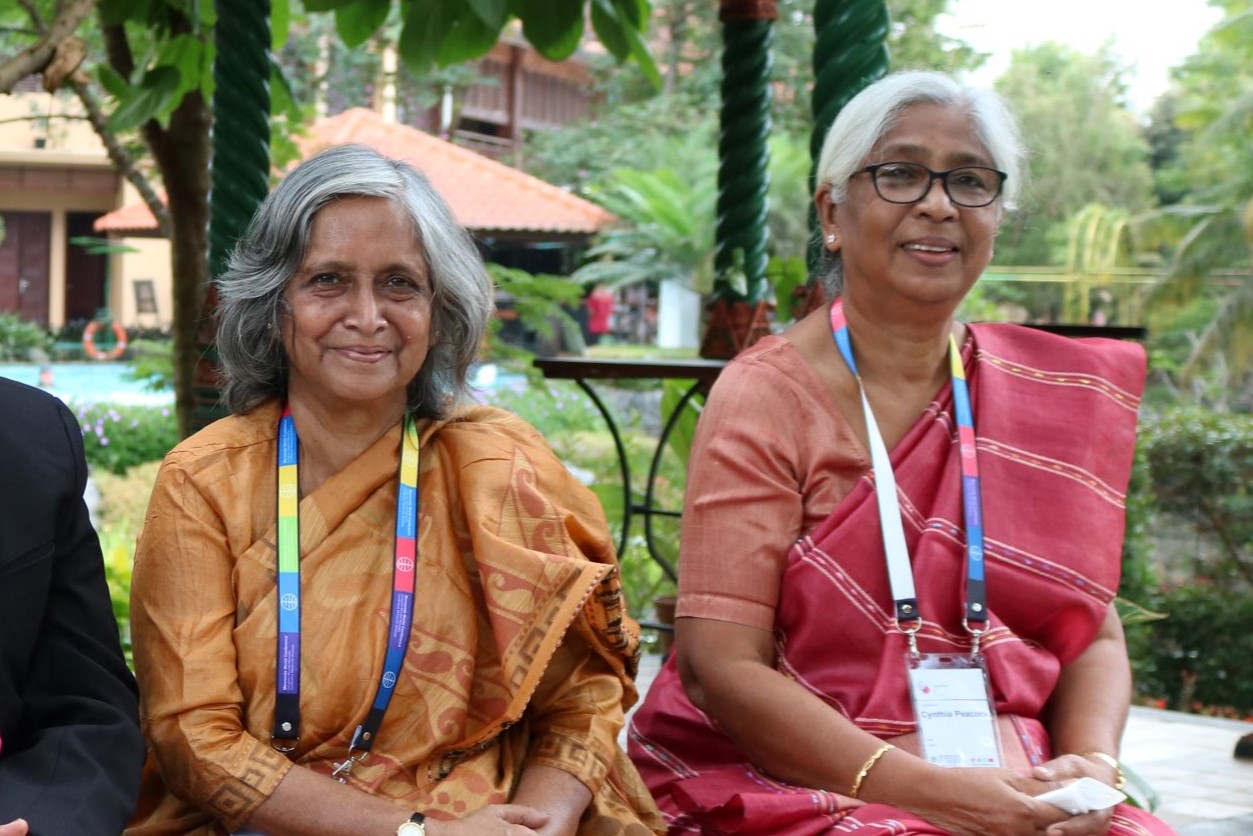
[1035,776,1126,815]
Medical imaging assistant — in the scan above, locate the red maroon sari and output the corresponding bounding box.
[628,324,1173,835]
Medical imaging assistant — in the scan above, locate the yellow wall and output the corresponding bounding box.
[110,235,173,330]
[0,88,104,152]
[0,90,138,329]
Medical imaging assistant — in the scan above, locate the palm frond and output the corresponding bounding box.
[1182,274,1253,379]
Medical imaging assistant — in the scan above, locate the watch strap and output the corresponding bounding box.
[397,812,426,835]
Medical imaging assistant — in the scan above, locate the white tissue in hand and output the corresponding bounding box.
[1036,776,1127,815]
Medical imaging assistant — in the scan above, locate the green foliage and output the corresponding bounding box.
[993,43,1156,266]
[99,522,136,667]
[1136,581,1253,716]
[767,133,816,261]
[0,313,53,361]
[487,378,604,441]
[572,135,718,294]
[767,256,811,324]
[1120,443,1158,604]
[1125,404,1253,714]
[293,0,658,80]
[523,95,704,195]
[660,378,701,469]
[484,264,584,361]
[93,459,163,670]
[74,402,179,476]
[1140,407,1253,582]
[1138,3,1253,379]
[887,0,987,74]
[124,339,175,393]
[98,0,217,132]
[335,0,390,49]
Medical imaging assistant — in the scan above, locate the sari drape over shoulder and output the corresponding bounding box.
[628,325,1173,835]
[128,402,661,835]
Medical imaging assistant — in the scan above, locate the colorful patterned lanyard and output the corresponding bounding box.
[829,300,989,654]
[272,406,421,782]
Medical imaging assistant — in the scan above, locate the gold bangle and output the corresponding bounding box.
[1079,750,1126,791]
[849,743,895,799]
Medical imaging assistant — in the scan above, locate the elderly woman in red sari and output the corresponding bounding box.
[126,144,661,836]
[627,71,1174,836]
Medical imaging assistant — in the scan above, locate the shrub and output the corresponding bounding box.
[125,338,175,393]
[1128,406,1253,714]
[99,523,136,667]
[1135,580,1253,716]
[0,312,53,361]
[74,402,178,475]
[1140,407,1253,584]
[93,460,162,670]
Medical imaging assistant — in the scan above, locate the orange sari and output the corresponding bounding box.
[127,402,661,835]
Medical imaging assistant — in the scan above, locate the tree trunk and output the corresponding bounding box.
[146,92,213,439]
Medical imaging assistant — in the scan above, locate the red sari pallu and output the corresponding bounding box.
[627,324,1175,835]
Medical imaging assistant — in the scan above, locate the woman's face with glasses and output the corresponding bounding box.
[818,101,1004,316]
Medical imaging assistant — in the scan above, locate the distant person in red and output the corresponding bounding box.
[585,284,615,346]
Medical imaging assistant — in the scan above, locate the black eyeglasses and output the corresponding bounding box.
[853,162,1007,208]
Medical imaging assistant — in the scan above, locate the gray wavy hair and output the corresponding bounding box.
[813,70,1025,294]
[215,144,493,418]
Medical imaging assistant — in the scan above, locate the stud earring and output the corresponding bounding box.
[826,233,837,245]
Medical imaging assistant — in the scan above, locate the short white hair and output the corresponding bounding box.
[816,70,1024,211]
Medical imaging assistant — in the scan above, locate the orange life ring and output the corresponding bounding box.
[82,320,128,361]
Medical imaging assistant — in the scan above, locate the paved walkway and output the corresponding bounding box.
[627,654,1253,834]
[1121,707,1253,834]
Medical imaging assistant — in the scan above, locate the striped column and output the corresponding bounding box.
[193,0,272,430]
[700,0,777,359]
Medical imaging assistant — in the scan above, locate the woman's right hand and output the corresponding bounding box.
[0,820,28,836]
[425,805,549,835]
[895,766,1074,836]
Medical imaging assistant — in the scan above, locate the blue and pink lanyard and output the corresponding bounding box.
[272,406,420,774]
[829,300,989,654]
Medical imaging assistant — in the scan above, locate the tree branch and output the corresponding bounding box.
[70,74,173,237]
[13,0,172,238]
[100,11,173,158]
[0,0,95,93]
[0,113,88,126]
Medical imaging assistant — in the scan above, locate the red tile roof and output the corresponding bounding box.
[93,196,164,235]
[96,108,612,236]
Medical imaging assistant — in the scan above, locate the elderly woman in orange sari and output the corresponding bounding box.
[628,71,1175,836]
[127,144,661,836]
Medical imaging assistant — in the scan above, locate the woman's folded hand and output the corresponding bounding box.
[1031,754,1121,836]
[889,765,1076,836]
[425,804,549,836]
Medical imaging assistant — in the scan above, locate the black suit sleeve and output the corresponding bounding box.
[0,393,145,835]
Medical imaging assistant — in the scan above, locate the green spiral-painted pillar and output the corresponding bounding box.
[193,0,272,430]
[805,0,889,288]
[209,0,271,277]
[700,0,777,360]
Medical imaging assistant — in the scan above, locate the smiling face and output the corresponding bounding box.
[818,101,1003,317]
[281,195,433,418]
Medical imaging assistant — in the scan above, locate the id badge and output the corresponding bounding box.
[906,653,1001,768]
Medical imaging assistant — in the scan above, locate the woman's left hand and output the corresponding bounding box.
[1031,754,1120,836]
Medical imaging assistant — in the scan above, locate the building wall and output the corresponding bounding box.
[0,88,123,330]
[0,85,104,151]
[108,232,173,331]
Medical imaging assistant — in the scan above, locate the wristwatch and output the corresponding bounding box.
[397,812,426,836]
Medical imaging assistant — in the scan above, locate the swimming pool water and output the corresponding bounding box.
[0,362,174,407]
[0,362,525,408]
